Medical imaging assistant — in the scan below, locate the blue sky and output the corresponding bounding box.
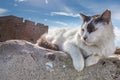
[0,0,120,47]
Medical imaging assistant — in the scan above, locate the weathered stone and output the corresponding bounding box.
[0,40,120,80]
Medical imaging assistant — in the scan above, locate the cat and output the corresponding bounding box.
[36,35,59,51]
[36,9,116,72]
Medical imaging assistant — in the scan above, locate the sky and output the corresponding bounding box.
[0,0,120,47]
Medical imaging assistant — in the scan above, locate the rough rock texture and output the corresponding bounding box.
[0,15,48,43]
[0,40,120,80]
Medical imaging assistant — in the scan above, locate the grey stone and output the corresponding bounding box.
[0,40,120,80]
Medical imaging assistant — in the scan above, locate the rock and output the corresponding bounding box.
[115,48,120,54]
[0,40,120,80]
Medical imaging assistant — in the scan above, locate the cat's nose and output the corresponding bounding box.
[83,36,87,40]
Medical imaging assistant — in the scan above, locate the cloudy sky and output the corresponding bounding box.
[0,0,120,47]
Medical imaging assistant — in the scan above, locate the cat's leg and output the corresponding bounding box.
[85,55,102,67]
[63,42,84,72]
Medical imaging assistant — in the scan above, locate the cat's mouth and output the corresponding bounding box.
[82,40,93,46]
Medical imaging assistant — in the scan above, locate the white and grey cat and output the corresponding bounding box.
[37,9,116,72]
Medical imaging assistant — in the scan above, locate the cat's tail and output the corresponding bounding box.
[36,36,59,51]
[115,48,120,54]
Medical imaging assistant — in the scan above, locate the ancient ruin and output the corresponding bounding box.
[0,15,48,43]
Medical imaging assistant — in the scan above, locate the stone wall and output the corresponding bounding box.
[0,15,48,43]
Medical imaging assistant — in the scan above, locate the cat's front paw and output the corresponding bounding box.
[85,55,101,67]
[73,61,84,72]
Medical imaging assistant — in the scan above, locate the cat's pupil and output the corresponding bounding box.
[81,29,84,32]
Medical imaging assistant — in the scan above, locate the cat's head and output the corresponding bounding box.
[79,9,113,45]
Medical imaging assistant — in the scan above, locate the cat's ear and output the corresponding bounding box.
[80,13,90,22]
[101,9,111,23]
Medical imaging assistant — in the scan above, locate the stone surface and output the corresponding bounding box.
[0,15,48,43]
[0,40,120,80]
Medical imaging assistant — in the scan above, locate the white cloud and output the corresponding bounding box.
[112,10,120,21]
[45,0,48,4]
[15,0,27,2]
[44,19,48,21]
[55,21,68,26]
[62,5,74,13]
[51,12,79,17]
[114,27,120,47]
[0,8,8,16]
[14,0,27,6]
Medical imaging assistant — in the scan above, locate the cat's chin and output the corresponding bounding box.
[83,41,94,46]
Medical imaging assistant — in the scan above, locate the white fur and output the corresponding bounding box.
[45,21,115,71]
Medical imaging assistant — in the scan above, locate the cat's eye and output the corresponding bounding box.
[81,29,84,32]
